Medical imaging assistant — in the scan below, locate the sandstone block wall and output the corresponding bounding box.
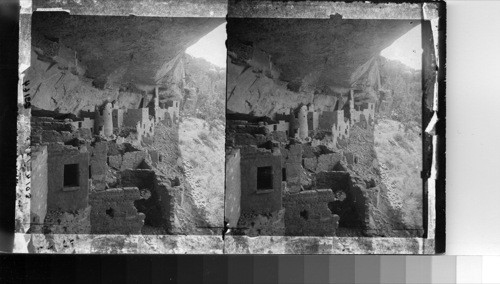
[318,111,335,131]
[123,108,148,128]
[281,144,303,192]
[283,189,339,236]
[90,141,108,191]
[240,150,282,215]
[47,144,89,212]
[89,187,145,234]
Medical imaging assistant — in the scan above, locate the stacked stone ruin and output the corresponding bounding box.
[29,87,180,235]
[70,87,180,142]
[225,88,376,236]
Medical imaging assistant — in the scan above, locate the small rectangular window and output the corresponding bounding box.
[257,166,273,190]
[63,163,79,187]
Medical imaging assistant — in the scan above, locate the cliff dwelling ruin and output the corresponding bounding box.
[225,18,424,238]
[28,12,226,237]
[25,11,426,243]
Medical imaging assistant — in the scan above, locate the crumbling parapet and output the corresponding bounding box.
[70,117,95,133]
[303,152,343,173]
[32,117,93,145]
[89,187,145,234]
[135,116,155,143]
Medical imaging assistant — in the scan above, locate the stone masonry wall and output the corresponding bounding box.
[89,187,145,234]
[283,189,339,236]
[46,143,89,212]
[225,149,241,228]
[240,148,282,215]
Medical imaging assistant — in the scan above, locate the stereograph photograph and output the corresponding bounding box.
[14,0,444,254]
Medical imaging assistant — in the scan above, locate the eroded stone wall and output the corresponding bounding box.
[89,187,145,234]
[315,172,367,231]
[283,189,339,236]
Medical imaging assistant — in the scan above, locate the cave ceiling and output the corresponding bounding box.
[32,12,224,89]
[227,18,418,90]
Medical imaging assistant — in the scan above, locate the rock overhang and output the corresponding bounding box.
[227,17,418,90]
[31,12,225,90]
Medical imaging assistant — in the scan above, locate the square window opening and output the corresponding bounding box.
[257,166,274,191]
[64,163,80,187]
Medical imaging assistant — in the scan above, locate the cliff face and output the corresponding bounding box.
[226,59,312,116]
[226,18,416,117]
[182,54,226,121]
[27,13,224,114]
[26,49,143,113]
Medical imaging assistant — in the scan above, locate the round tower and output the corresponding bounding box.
[102,102,113,137]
